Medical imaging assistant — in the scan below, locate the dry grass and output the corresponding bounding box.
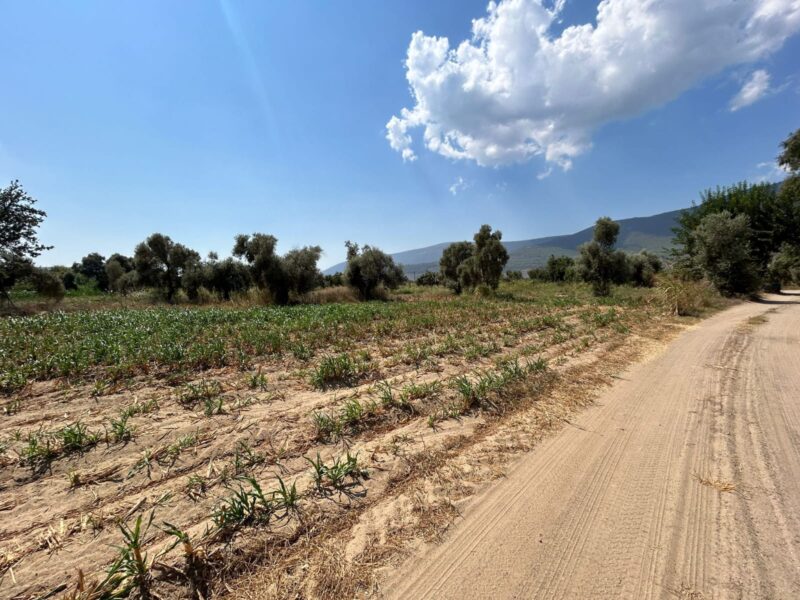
[656,275,724,317]
[668,583,708,599]
[746,314,768,326]
[693,472,737,493]
[302,286,360,304]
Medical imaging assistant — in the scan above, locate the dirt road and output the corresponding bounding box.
[387,293,800,599]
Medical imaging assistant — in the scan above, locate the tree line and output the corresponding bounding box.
[2,128,798,306]
[0,187,411,305]
[428,128,800,298]
[671,128,800,295]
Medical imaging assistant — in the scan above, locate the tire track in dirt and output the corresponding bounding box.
[385,293,800,599]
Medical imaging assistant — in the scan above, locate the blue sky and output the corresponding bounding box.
[1,0,799,269]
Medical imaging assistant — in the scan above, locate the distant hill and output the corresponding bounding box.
[324,208,685,277]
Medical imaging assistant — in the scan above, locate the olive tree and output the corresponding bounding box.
[104,253,134,292]
[692,211,760,296]
[545,255,575,282]
[233,233,287,303]
[628,251,663,287]
[439,241,474,294]
[766,244,800,290]
[282,246,323,297]
[183,256,252,302]
[344,241,405,300]
[578,217,621,296]
[0,180,51,302]
[133,233,200,302]
[30,268,65,302]
[233,234,322,304]
[471,225,509,290]
[439,225,509,294]
[73,252,108,291]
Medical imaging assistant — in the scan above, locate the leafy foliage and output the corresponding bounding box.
[439,241,474,294]
[344,241,405,300]
[672,182,800,282]
[545,255,575,282]
[578,217,623,297]
[692,211,760,295]
[766,244,800,290]
[134,233,200,303]
[0,180,51,301]
[74,252,109,291]
[439,225,509,294]
[183,257,252,302]
[415,271,441,286]
[628,251,663,287]
[465,225,510,290]
[233,234,322,304]
[30,268,66,301]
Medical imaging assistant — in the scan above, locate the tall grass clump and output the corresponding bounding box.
[310,352,372,389]
[656,274,721,316]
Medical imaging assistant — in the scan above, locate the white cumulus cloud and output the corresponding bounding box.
[730,69,772,111]
[386,0,800,169]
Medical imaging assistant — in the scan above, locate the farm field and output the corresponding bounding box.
[0,282,706,599]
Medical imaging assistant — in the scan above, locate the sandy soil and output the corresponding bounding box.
[1,299,656,598]
[385,293,800,599]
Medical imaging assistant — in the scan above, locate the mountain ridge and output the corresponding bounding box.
[324,208,685,276]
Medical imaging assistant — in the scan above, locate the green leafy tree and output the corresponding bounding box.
[692,211,760,296]
[415,271,440,286]
[578,217,621,296]
[628,251,663,287]
[183,256,252,302]
[133,233,200,302]
[544,255,575,282]
[107,253,134,272]
[766,244,800,291]
[105,259,126,293]
[233,233,289,304]
[439,241,474,294]
[673,181,800,281]
[527,267,547,281]
[30,268,65,302]
[282,246,323,297]
[323,273,344,287]
[0,180,51,302]
[471,225,509,290]
[344,241,405,300]
[439,226,509,293]
[232,235,322,304]
[62,270,78,291]
[104,253,135,293]
[73,252,109,291]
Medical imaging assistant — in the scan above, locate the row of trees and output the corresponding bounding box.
[432,219,662,297]
[671,128,800,295]
[528,220,663,295]
[0,181,409,305]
